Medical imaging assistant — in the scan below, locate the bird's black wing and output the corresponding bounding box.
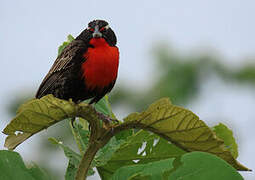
[36,40,87,98]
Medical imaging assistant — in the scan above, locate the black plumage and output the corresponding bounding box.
[36,20,118,103]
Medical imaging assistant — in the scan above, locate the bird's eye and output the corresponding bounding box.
[88,28,94,32]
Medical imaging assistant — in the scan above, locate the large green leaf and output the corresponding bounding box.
[3,95,78,150]
[111,152,243,180]
[97,130,186,179]
[168,152,243,180]
[0,150,49,180]
[212,123,238,158]
[122,98,249,171]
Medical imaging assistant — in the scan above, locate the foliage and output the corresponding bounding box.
[2,95,250,179]
[97,130,185,179]
[212,123,238,159]
[111,152,243,180]
[0,150,49,180]
[3,95,78,150]
[58,35,75,56]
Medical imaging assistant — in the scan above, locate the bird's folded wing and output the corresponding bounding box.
[36,40,87,98]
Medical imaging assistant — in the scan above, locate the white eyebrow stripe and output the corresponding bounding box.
[104,25,110,29]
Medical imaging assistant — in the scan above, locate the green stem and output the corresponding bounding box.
[74,103,119,179]
[75,142,101,180]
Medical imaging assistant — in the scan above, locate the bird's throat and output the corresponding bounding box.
[89,38,108,47]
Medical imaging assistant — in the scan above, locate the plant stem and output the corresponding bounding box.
[75,142,101,180]
[75,104,104,180]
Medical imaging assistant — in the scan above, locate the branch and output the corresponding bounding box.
[75,141,101,180]
[75,104,110,180]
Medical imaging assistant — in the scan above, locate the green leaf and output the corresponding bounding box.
[67,34,75,42]
[0,150,49,180]
[48,137,94,179]
[111,158,175,180]
[65,161,77,180]
[122,98,249,171]
[74,123,124,167]
[27,164,50,180]
[212,123,238,158]
[51,125,123,179]
[111,152,243,180]
[94,96,114,117]
[74,122,90,151]
[168,152,243,180]
[97,130,186,179]
[114,129,134,142]
[48,137,81,166]
[3,95,78,150]
[68,121,90,154]
[95,136,125,167]
[4,133,33,150]
[58,34,74,55]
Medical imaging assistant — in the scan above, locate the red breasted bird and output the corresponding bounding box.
[36,20,119,104]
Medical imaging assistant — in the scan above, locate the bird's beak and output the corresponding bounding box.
[93,25,102,38]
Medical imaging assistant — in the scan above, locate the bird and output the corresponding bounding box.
[35,20,119,105]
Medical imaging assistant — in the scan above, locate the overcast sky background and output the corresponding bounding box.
[1,0,255,179]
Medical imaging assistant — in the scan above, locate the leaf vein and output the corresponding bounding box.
[146,111,183,127]
[193,129,210,142]
[175,112,190,130]
[163,125,207,134]
[25,109,58,122]
[43,98,69,117]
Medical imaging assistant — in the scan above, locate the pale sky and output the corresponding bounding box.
[1,0,255,179]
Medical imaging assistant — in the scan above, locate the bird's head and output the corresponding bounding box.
[77,20,117,47]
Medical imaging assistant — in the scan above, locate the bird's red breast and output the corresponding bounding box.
[82,38,119,91]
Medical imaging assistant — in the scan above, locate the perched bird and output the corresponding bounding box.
[36,20,119,104]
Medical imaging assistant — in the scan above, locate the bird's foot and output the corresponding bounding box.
[96,111,118,125]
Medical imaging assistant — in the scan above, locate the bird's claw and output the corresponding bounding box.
[96,111,118,124]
